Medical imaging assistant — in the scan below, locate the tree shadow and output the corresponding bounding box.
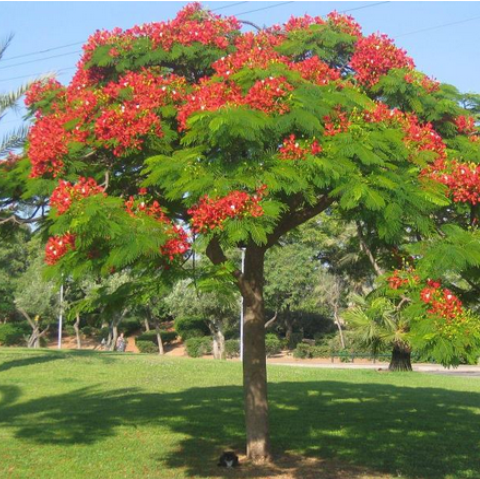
[0,379,478,478]
[0,353,65,373]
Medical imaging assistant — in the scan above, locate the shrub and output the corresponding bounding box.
[136,330,178,345]
[265,334,282,357]
[121,318,143,335]
[136,340,159,354]
[225,339,240,358]
[293,343,313,359]
[64,325,76,336]
[0,323,28,346]
[174,316,209,340]
[81,326,97,337]
[96,327,110,341]
[185,337,212,358]
[293,343,332,359]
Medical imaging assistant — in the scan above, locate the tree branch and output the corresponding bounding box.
[266,195,334,247]
[356,221,384,277]
[264,311,278,329]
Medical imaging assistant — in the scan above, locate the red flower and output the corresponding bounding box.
[350,33,414,87]
[50,177,105,214]
[279,134,322,160]
[188,188,266,233]
[45,234,76,265]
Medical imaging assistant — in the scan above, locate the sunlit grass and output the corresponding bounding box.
[0,348,478,478]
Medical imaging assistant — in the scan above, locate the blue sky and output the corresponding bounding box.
[1,1,480,135]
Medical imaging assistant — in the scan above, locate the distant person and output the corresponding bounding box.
[116,333,126,352]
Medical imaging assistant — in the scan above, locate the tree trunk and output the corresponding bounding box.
[155,325,164,355]
[389,342,412,372]
[144,318,150,332]
[216,328,225,360]
[242,246,271,463]
[74,313,81,349]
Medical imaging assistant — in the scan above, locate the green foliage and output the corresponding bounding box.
[136,330,178,345]
[173,315,209,340]
[224,339,240,359]
[136,340,159,354]
[265,334,283,357]
[0,323,29,346]
[184,337,212,358]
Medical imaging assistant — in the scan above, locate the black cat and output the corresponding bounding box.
[217,451,239,468]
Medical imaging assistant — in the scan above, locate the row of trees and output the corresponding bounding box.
[1,4,480,461]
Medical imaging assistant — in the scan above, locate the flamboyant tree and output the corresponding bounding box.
[3,3,480,461]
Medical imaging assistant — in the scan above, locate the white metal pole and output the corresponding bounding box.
[58,282,64,349]
[240,247,245,361]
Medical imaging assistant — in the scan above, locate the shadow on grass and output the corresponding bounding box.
[0,379,478,478]
[0,354,65,373]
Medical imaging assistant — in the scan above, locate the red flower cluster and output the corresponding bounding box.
[284,14,325,32]
[45,233,76,265]
[125,196,189,260]
[404,72,440,94]
[350,34,414,87]
[177,80,242,130]
[50,177,105,214]
[212,31,288,77]
[244,77,294,115]
[387,269,410,290]
[25,79,65,108]
[435,161,480,205]
[290,56,340,86]
[188,188,266,233]
[420,284,463,320]
[161,225,190,261]
[28,115,87,177]
[455,115,477,136]
[278,134,322,160]
[327,11,362,37]
[403,116,447,160]
[75,3,240,75]
[324,107,351,136]
[178,76,293,130]
[95,107,163,156]
[363,102,403,124]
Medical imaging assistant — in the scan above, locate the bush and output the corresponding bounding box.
[174,316,209,340]
[225,339,240,358]
[185,337,212,358]
[81,326,97,337]
[121,318,143,335]
[136,330,178,345]
[265,334,282,357]
[0,323,28,346]
[136,340,159,354]
[293,343,332,359]
[64,325,76,336]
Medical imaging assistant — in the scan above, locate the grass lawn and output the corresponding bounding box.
[0,349,479,479]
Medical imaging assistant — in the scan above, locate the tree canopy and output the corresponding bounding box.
[1,3,480,461]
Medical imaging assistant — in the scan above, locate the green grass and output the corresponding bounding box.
[0,349,479,479]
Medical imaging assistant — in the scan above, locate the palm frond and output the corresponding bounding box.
[0,124,30,156]
[0,33,14,61]
[0,82,35,115]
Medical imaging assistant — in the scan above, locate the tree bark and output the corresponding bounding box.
[242,246,271,463]
[389,342,412,372]
[74,313,81,349]
[155,324,164,355]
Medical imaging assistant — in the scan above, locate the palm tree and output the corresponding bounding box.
[0,34,33,157]
[344,294,413,371]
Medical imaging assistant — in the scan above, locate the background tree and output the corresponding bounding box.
[14,236,59,347]
[6,4,480,461]
[165,278,239,359]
